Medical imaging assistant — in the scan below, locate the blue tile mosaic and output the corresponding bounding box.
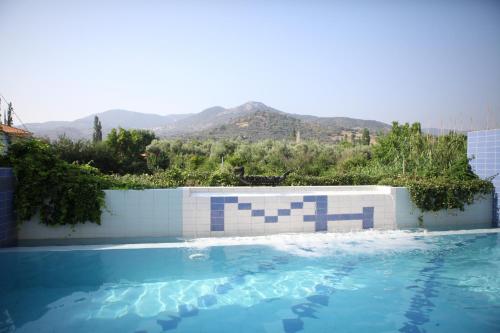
[251,209,265,217]
[157,317,181,331]
[282,318,304,333]
[238,203,252,210]
[178,304,199,317]
[197,294,217,308]
[209,194,375,232]
[278,209,291,216]
[265,216,278,223]
[468,129,499,227]
[224,196,238,203]
[214,283,233,294]
[0,168,16,247]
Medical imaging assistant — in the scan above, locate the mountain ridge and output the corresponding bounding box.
[25,102,391,141]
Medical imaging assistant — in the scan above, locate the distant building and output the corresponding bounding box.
[467,129,500,227]
[0,124,32,155]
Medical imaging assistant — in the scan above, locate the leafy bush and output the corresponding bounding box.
[13,121,492,224]
[381,176,494,211]
[7,139,105,225]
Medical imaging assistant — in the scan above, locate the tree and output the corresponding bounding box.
[6,102,13,126]
[106,128,156,174]
[362,128,370,145]
[93,116,103,143]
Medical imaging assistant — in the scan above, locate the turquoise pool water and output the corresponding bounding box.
[1,230,499,332]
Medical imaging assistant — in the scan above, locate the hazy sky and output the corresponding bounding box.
[1,0,499,129]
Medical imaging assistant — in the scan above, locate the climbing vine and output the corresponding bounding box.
[7,139,105,226]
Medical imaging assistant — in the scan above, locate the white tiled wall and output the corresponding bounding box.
[18,189,183,241]
[182,186,395,238]
[392,187,493,230]
[17,186,493,242]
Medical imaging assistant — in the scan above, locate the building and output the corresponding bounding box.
[0,124,32,155]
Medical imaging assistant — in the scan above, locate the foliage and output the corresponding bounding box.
[93,116,103,143]
[106,128,156,174]
[381,176,493,212]
[6,102,13,126]
[361,128,370,145]
[44,121,493,215]
[7,139,106,226]
[52,128,156,174]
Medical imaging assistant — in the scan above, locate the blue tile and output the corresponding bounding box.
[211,197,225,204]
[363,207,374,217]
[178,304,199,317]
[215,283,233,294]
[157,316,181,331]
[224,196,238,203]
[211,203,225,210]
[211,217,224,225]
[197,294,217,307]
[316,195,328,203]
[252,209,265,217]
[315,208,327,215]
[265,216,278,223]
[315,284,335,295]
[211,224,224,231]
[306,294,329,306]
[282,318,304,333]
[290,202,303,209]
[278,209,291,216]
[316,220,327,231]
[303,215,316,222]
[363,217,374,229]
[316,201,327,209]
[316,215,327,223]
[211,210,224,218]
[291,303,318,319]
[303,195,316,202]
[238,203,252,210]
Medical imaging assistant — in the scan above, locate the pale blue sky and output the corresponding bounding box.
[1,0,499,129]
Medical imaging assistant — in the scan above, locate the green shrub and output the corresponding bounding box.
[7,139,105,226]
[381,176,494,211]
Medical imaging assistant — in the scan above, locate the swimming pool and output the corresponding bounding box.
[1,230,499,332]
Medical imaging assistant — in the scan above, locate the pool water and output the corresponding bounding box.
[1,230,499,333]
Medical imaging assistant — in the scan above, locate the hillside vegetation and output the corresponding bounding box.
[25,102,389,142]
[2,121,492,226]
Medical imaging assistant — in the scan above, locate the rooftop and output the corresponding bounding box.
[0,124,32,137]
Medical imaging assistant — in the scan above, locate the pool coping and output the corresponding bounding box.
[1,228,499,253]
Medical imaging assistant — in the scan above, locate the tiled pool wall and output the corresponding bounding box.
[0,168,16,247]
[16,186,493,243]
[468,129,500,227]
[181,186,392,238]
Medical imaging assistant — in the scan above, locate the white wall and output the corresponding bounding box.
[392,187,493,230]
[18,189,183,241]
[17,186,494,243]
[182,186,394,238]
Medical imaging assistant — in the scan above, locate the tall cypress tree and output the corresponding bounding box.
[362,128,370,145]
[6,102,13,126]
[93,116,103,143]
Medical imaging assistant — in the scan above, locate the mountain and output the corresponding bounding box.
[25,102,390,141]
[25,109,191,140]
